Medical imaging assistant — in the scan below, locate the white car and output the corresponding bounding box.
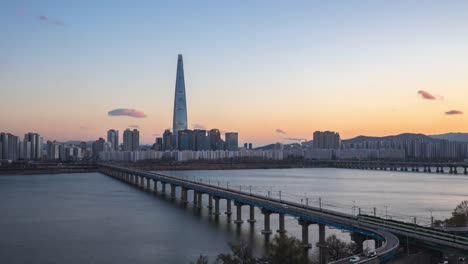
[349,256,360,263]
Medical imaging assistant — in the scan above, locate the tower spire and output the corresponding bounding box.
[172,54,188,147]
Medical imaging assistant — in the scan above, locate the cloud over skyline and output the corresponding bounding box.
[275,129,287,134]
[445,110,463,115]
[417,90,436,100]
[108,109,147,118]
[191,123,206,130]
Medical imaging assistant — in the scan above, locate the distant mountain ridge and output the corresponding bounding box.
[429,133,468,142]
[342,133,437,144]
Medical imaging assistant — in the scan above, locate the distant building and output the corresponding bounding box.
[209,129,222,150]
[193,129,210,151]
[1,133,19,161]
[46,140,62,160]
[248,143,253,150]
[178,129,194,151]
[123,129,139,151]
[153,137,163,151]
[92,138,105,159]
[225,132,239,151]
[163,129,173,151]
[107,129,119,151]
[313,131,341,149]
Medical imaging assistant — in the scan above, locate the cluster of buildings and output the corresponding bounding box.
[0,132,43,161]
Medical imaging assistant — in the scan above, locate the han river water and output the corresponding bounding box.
[0,168,466,263]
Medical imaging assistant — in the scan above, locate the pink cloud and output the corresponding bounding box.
[445,110,463,115]
[417,90,436,100]
[108,109,147,118]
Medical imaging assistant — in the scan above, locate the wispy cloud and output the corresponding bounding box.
[79,126,92,130]
[417,90,443,100]
[275,129,287,134]
[445,110,463,115]
[417,90,436,100]
[108,109,147,118]
[192,123,206,130]
[38,15,63,26]
[128,125,140,128]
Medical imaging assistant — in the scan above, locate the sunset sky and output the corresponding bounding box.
[1,1,468,145]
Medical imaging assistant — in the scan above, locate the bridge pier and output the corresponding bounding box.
[161,182,166,194]
[140,176,145,188]
[170,184,176,199]
[225,199,232,217]
[181,187,188,203]
[317,224,328,264]
[465,167,467,175]
[153,180,158,193]
[213,196,221,216]
[450,167,453,174]
[193,190,198,204]
[261,209,273,234]
[234,202,244,224]
[277,213,286,234]
[207,194,213,209]
[146,178,150,191]
[247,205,256,223]
[351,233,365,254]
[453,167,458,174]
[298,218,312,248]
[197,192,202,208]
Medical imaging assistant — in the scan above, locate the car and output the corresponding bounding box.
[367,250,377,258]
[349,256,360,263]
[282,204,288,209]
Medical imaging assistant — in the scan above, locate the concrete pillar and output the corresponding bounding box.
[153,180,158,193]
[146,178,150,191]
[453,167,458,174]
[181,187,188,203]
[298,218,312,248]
[261,209,273,234]
[170,184,176,199]
[450,167,453,174]
[318,224,328,264]
[213,197,221,216]
[464,167,467,175]
[225,199,232,216]
[247,205,256,223]
[207,194,213,209]
[193,191,198,204]
[234,202,244,224]
[197,192,202,208]
[161,182,166,193]
[277,213,286,234]
[351,233,365,254]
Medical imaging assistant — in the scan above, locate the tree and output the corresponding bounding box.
[191,255,209,264]
[448,200,468,227]
[215,241,256,264]
[264,235,309,264]
[325,235,355,261]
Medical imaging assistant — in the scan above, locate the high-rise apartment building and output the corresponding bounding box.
[92,138,105,159]
[163,129,173,151]
[123,129,139,151]
[209,129,221,150]
[107,129,119,151]
[313,131,341,149]
[178,129,194,151]
[172,54,188,148]
[193,129,210,151]
[225,132,239,151]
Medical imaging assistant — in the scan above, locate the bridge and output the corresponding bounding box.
[318,161,468,174]
[98,163,468,263]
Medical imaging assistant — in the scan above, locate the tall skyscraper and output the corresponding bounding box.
[209,129,222,150]
[107,129,119,151]
[178,129,194,151]
[172,54,188,148]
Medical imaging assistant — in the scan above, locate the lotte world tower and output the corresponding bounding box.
[172,54,188,147]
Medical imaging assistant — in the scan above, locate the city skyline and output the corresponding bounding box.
[1,1,468,145]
